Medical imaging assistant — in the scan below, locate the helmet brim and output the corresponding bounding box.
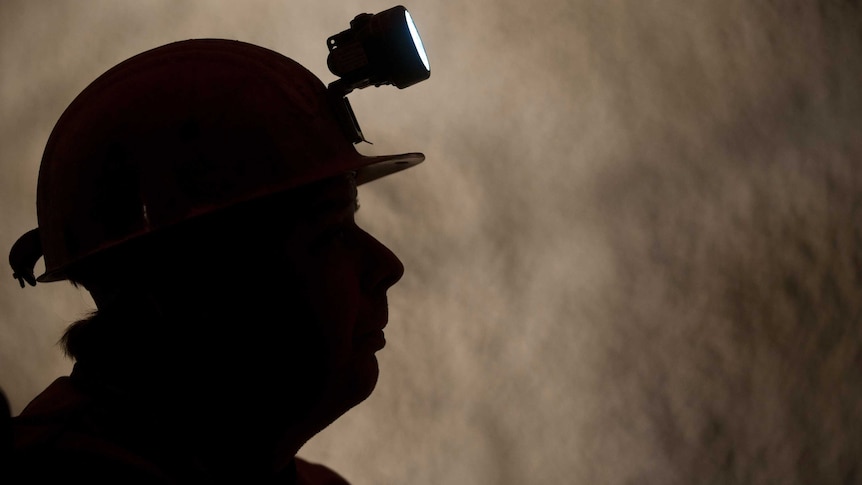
[355,152,425,185]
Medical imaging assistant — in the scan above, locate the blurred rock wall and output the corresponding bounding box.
[1,1,860,483]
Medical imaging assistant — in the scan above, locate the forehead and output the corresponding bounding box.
[205,173,356,229]
[264,173,358,224]
[142,174,358,262]
[302,173,357,207]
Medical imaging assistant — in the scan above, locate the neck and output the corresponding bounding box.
[72,360,306,479]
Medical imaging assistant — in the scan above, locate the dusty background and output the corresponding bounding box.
[2,1,861,483]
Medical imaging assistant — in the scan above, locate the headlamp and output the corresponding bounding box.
[327,5,430,93]
[326,5,430,143]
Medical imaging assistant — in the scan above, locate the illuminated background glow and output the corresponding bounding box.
[1,1,860,483]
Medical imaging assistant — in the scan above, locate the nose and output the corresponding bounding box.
[359,228,404,293]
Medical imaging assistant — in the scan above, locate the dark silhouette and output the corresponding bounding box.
[7,39,422,484]
[1,389,10,473]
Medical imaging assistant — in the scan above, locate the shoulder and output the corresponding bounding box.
[11,377,178,484]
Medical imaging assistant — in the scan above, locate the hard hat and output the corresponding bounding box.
[8,39,424,286]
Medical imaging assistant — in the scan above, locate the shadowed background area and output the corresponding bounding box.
[2,1,861,483]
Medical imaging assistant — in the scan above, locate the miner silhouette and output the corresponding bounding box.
[7,33,426,484]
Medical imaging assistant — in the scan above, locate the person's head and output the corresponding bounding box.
[67,171,401,398]
[8,38,424,456]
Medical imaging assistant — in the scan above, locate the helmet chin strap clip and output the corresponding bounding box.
[9,228,42,288]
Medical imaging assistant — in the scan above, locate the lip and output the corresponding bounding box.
[354,329,386,352]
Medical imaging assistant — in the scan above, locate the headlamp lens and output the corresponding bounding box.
[405,11,430,72]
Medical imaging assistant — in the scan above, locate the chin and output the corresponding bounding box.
[343,353,380,407]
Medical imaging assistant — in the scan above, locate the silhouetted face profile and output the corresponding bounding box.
[274,173,404,412]
[69,172,404,469]
[204,172,405,438]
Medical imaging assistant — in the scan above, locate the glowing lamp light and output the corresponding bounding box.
[327,5,431,94]
[405,11,429,72]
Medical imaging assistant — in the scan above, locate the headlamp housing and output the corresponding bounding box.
[327,5,430,93]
